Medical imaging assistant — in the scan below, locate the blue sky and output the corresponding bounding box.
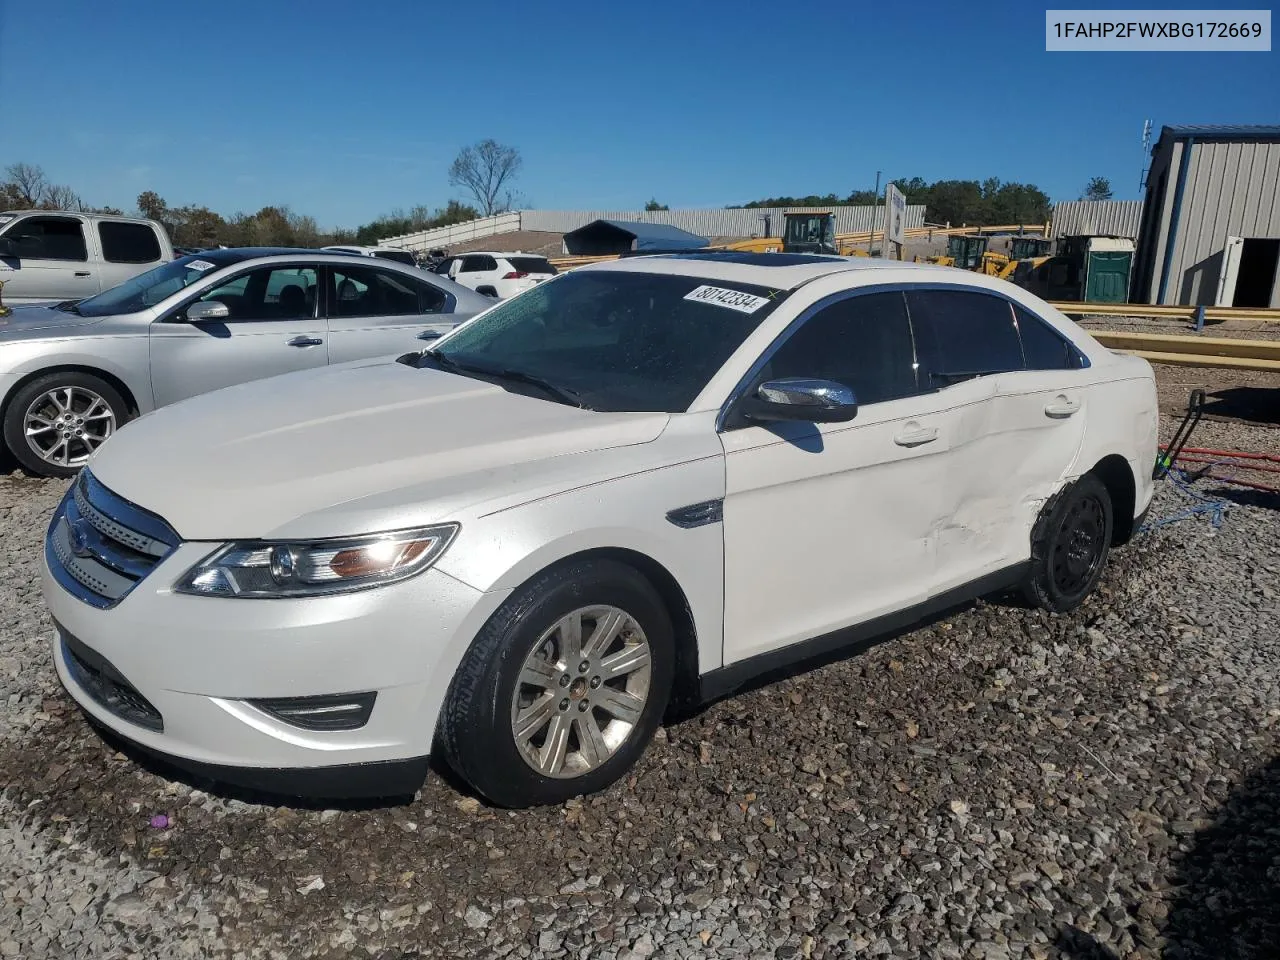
[1,0,1275,228]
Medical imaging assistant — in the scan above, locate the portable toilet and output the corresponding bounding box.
[1057,235,1134,303]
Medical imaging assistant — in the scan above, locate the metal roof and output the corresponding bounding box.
[1159,124,1280,143]
[566,219,709,250]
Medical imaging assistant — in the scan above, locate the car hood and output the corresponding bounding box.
[89,359,671,540]
[0,303,102,339]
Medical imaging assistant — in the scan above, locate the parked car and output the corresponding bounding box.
[42,252,1158,806]
[0,210,173,304]
[320,245,418,267]
[430,251,557,298]
[2,247,491,476]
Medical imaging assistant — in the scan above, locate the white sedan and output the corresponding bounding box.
[42,252,1159,806]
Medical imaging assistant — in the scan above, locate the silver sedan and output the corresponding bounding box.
[0,248,493,477]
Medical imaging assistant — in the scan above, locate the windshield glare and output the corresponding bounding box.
[430,270,787,413]
[73,256,223,317]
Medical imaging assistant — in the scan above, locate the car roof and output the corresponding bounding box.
[580,251,962,291]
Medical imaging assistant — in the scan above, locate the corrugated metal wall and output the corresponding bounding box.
[1049,201,1144,239]
[1166,140,1280,304]
[520,205,925,237]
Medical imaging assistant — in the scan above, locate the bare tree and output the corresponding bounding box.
[448,139,522,216]
[5,162,48,207]
[43,184,83,211]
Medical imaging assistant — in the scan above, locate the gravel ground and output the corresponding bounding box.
[1,391,1278,959]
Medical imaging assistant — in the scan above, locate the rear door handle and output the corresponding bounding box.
[894,425,939,448]
[1044,396,1081,419]
[74,271,91,277]
[287,336,323,347]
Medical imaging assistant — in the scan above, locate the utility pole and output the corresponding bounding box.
[869,170,881,253]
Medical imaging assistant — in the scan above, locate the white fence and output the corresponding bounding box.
[379,212,521,252]
[379,205,927,250]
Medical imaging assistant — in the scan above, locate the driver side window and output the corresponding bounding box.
[197,266,317,320]
[761,291,919,406]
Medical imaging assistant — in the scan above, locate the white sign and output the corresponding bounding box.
[683,284,770,314]
[883,183,907,249]
[186,259,216,272]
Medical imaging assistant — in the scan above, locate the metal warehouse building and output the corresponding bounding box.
[1132,124,1280,307]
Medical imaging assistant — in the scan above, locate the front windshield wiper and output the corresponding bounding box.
[422,350,588,409]
[55,300,84,315]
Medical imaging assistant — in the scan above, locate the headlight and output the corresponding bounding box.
[174,525,458,598]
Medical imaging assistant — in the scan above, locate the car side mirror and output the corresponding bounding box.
[186,300,230,321]
[742,378,858,424]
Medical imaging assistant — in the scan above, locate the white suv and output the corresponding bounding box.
[43,253,1158,807]
[432,251,557,298]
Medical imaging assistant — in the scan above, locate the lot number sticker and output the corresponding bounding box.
[186,259,216,272]
[683,284,770,314]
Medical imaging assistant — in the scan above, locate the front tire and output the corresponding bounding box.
[437,559,674,808]
[1022,474,1113,613]
[3,372,127,478]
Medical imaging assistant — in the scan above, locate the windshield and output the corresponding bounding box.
[73,256,225,317]
[426,270,788,413]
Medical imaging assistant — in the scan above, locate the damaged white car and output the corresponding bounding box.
[43,252,1159,807]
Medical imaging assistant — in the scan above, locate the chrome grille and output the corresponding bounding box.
[46,471,180,609]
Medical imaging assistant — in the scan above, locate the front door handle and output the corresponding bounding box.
[1044,396,1080,419]
[894,425,939,448]
[287,336,323,347]
[74,271,91,277]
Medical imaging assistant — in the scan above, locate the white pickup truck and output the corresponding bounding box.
[0,210,173,304]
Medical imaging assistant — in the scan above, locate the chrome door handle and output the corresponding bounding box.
[416,329,443,340]
[894,426,938,447]
[1044,396,1080,419]
[74,271,91,277]
[287,336,323,347]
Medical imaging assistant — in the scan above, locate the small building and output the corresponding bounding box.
[562,219,709,257]
[1132,124,1280,307]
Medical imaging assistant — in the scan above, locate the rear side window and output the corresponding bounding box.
[332,266,446,316]
[98,222,162,264]
[4,216,87,261]
[507,256,556,275]
[462,255,498,272]
[762,291,919,406]
[907,289,1023,387]
[1015,305,1081,370]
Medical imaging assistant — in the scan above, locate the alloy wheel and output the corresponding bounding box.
[510,604,652,779]
[23,386,116,468]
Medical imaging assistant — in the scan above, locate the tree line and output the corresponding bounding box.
[733,176,1115,227]
[0,138,523,249]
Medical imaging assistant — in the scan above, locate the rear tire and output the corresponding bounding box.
[3,371,128,478]
[437,559,673,808]
[1022,474,1113,613]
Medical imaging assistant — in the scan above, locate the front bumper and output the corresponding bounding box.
[44,540,509,799]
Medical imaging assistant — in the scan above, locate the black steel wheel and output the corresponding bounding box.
[1023,474,1114,613]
